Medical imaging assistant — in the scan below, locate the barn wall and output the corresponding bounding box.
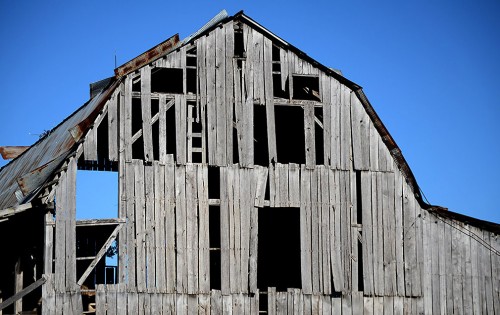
[39,18,500,314]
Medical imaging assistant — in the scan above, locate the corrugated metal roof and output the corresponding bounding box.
[0,79,118,210]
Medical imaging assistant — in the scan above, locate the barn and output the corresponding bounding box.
[0,10,498,314]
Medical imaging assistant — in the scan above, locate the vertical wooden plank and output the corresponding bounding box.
[175,165,187,293]
[108,92,118,161]
[421,212,433,315]
[186,164,199,294]
[43,212,54,275]
[66,158,77,288]
[462,223,473,315]
[54,171,66,292]
[144,164,156,288]
[205,31,217,165]
[329,169,343,292]
[352,292,363,315]
[175,94,187,164]
[263,37,277,164]
[154,162,166,292]
[197,36,208,164]
[222,295,233,315]
[452,219,464,314]
[124,77,133,162]
[134,160,147,291]
[300,166,312,294]
[106,285,117,315]
[288,163,300,207]
[268,287,277,315]
[304,104,316,169]
[127,291,138,315]
[240,168,251,293]
[220,167,230,294]
[125,163,136,288]
[198,165,210,293]
[350,93,369,170]
[249,169,260,293]
[116,284,127,315]
[141,65,154,162]
[215,26,227,165]
[403,180,417,297]
[483,230,494,315]
[321,72,331,167]
[372,172,383,295]
[95,284,105,315]
[444,221,453,315]
[361,171,374,295]
[320,166,331,294]
[394,170,406,296]
[340,170,352,291]
[42,274,55,315]
[211,290,222,315]
[227,167,237,293]
[340,85,352,170]
[253,166,268,208]
[369,121,379,171]
[252,30,265,104]
[342,293,352,315]
[310,168,321,294]
[383,172,396,295]
[159,94,168,164]
[225,22,234,165]
[329,79,341,169]
[165,164,176,292]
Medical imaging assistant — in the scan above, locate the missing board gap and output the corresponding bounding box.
[272,73,289,99]
[254,104,269,166]
[314,106,324,166]
[292,75,320,101]
[275,105,305,165]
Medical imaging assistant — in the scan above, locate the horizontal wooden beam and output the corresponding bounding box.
[0,276,46,311]
[0,202,33,219]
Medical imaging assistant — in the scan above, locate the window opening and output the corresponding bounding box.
[75,170,119,288]
[254,104,269,166]
[292,75,320,101]
[151,68,183,93]
[275,105,305,164]
[314,106,324,165]
[132,76,141,92]
[257,207,301,291]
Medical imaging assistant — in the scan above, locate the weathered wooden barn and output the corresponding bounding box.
[0,10,499,314]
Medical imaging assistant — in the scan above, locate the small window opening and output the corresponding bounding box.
[208,166,220,199]
[292,75,320,101]
[356,171,362,224]
[209,205,221,290]
[234,28,245,58]
[151,68,183,94]
[186,56,197,67]
[314,106,324,165]
[166,101,176,157]
[257,207,301,291]
[254,104,269,166]
[275,106,305,164]
[357,234,364,291]
[272,45,280,62]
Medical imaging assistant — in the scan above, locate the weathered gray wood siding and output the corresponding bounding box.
[41,19,500,314]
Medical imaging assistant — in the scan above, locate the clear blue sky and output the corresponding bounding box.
[0,1,499,223]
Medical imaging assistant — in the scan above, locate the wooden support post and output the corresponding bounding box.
[14,257,23,313]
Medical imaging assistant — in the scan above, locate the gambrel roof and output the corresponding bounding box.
[0,10,498,233]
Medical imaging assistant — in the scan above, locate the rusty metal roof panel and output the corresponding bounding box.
[0,79,118,210]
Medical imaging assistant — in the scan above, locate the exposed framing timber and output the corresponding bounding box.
[0,276,47,311]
